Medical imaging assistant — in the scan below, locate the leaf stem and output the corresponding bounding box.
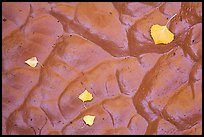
[38,62,44,68]
[165,13,177,27]
[83,104,87,109]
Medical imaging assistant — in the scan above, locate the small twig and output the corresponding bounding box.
[166,14,177,27]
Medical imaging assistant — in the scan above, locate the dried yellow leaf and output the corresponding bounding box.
[78,90,93,102]
[83,115,95,126]
[150,25,174,44]
[25,57,38,67]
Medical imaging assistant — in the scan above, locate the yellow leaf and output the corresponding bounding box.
[25,57,38,67]
[78,90,93,102]
[150,24,174,44]
[83,115,95,126]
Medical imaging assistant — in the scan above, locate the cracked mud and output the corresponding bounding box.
[2,2,202,135]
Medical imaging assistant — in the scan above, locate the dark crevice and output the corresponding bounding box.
[30,126,36,135]
[20,4,32,31]
[49,10,72,33]
[127,115,136,128]
[179,28,199,62]
[102,104,115,127]
[115,70,124,95]
[40,106,54,127]
[38,118,48,135]
[105,81,109,95]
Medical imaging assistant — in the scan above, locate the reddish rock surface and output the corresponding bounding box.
[2,2,202,135]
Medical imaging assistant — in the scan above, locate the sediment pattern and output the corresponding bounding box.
[2,2,202,135]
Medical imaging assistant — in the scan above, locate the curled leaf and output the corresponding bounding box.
[78,90,93,102]
[83,115,95,126]
[25,57,38,67]
[150,25,174,44]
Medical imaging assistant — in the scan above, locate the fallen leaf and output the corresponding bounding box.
[78,90,93,102]
[150,14,177,44]
[25,57,38,67]
[150,25,174,44]
[83,115,95,126]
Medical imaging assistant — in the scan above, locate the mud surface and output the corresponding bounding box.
[2,2,202,135]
